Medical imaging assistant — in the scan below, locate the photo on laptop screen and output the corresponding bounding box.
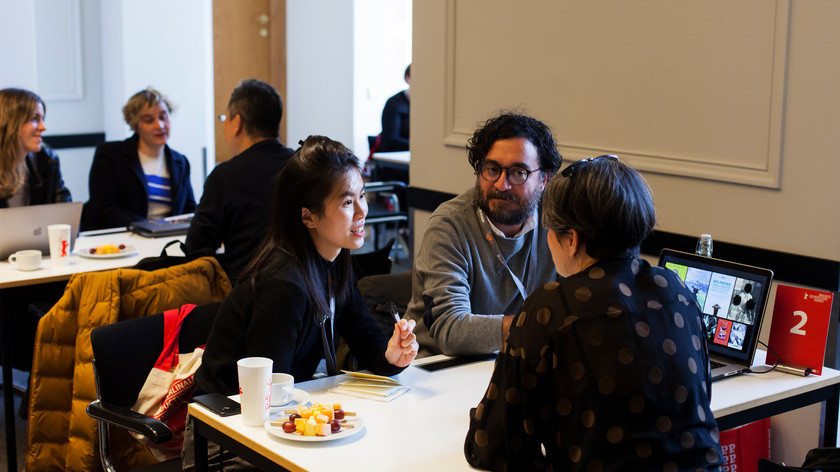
[658,249,774,376]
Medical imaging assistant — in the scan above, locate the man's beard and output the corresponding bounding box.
[475,181,541,227]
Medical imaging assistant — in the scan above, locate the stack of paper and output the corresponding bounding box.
[333,370,408,402]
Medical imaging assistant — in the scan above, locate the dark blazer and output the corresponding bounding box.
[81,134,195,231]
[379,90,409,152]
[0,145,72,208]
[185,139,294,282]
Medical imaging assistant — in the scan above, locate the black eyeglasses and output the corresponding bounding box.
[560,154,619,178]
[476,163,542,185]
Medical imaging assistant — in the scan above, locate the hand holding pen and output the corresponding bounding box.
[385,301,418,367]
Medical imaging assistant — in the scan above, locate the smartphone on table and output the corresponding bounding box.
[193,393,241,417]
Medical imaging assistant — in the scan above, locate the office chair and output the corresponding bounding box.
[351,238,395,279]
[87,303,220,472]
[365,180,410,261]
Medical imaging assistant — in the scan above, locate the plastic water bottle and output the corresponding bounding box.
[696,234,713,257]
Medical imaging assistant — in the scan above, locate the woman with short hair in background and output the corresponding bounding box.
[82,87,195,230]
[465,155,724,471]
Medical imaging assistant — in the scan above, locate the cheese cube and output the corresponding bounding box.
[316,423,331,436]
[304,418,317,436]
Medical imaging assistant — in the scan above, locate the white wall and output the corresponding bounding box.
[286,0,355,149]
[353,0,412,157]
[0,1,37,87]
[287,0,411,158]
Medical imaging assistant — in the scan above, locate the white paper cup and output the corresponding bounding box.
[8,249,41,271]
[237,357,273,426]
[47,224,71,266]
[270,373,295,406]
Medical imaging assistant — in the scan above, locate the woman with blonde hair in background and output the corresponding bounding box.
[0,88,71,207]
[82,87,195,230]
[0,88,72,414]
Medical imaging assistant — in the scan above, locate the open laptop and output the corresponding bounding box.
[129,213,193,238]
[0,202,83,259]
[658,249,774,380]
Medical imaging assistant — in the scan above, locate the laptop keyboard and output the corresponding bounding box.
[710,359,726,369]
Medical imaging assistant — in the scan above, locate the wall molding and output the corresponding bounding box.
[441,0,790,189]
[43,132,104,150]
[34,0,83,101]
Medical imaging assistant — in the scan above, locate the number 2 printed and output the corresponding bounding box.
[790,310,807,336]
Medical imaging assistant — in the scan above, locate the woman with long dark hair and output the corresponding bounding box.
[195,135,417,396]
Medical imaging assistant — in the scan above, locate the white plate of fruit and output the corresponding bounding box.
[78,243,137,259]
[265,401,364,442]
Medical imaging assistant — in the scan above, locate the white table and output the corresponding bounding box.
[189,354,840,472]
[0,230,185,472]
[371,151,410,166]
[370,151,410,183]
[711,350,840,442]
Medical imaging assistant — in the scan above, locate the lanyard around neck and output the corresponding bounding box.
[476,208,539,302]
[319,296,338,376]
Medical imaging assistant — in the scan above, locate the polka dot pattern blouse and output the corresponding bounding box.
[465,257,724,471]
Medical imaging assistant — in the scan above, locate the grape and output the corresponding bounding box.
[330,419,341,432]
[289,413,301,422]
[118,244,126,250]
[334,409,345,420]
[282,421,295,433]
[89,248,97,254]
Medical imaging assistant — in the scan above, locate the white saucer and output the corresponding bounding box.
[269,388,310,411]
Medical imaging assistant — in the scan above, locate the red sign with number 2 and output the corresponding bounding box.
[767,284,834,375]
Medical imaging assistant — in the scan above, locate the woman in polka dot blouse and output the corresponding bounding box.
[465,156,724,471]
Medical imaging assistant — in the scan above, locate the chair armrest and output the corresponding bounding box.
[86,400,173,443]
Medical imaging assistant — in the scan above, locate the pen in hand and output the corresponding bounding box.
[389,301,401,324]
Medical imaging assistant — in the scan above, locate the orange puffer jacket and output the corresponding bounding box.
[25,257,231,471]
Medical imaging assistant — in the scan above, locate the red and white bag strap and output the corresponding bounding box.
[155,304,197,371]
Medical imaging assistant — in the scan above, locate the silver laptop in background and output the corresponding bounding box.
[658,249,775,381]
[0,202,83,259]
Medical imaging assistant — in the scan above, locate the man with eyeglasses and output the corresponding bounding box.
[405,112,563,356]
[185,78,295,282]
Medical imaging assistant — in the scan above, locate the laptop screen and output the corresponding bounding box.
[658,249,774,366]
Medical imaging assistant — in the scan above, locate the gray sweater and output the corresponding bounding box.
[405,187,557,356]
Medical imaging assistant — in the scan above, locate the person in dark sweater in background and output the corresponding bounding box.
[185,79,295,281]
[379,64,410,152]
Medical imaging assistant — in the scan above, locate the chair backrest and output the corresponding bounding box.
[357,271,413,336]
[351,238,395,279]
[90,302,220,407]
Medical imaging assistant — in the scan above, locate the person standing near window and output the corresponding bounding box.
[379,64,410,152]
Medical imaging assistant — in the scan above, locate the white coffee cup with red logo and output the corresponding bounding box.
[237,357,273,426]
[47,224,71,266]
